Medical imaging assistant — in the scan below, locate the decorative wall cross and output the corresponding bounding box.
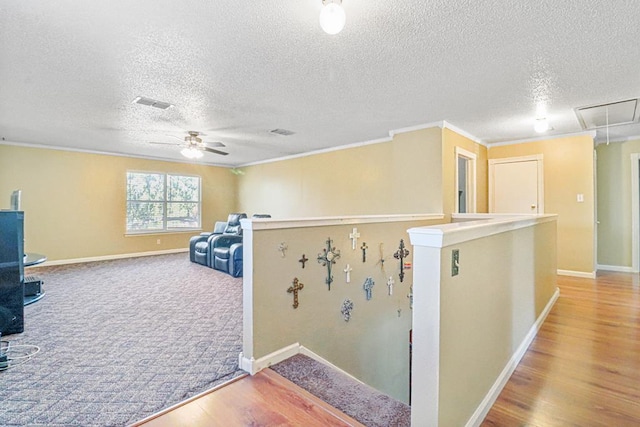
[277,242,288,258]
[387,276,395,296]
[299,254,309,268]
[363,277,375,300]
[343,263,353,283]
[377,243,386,272]
[287,278,304,309]
[317,237,341,290]
[360,242,368,262]
[349,227,361,250]
[341,299,354,322]
[393,239,410,282]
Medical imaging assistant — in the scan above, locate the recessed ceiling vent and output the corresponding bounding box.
[270,128,296,136]
[131,96,173,110]
[575,98,638,130]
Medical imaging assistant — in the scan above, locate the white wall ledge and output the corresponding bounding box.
[409,214,557,248]
[241,213,444,231]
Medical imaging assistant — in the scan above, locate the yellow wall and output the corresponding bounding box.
[237,127,443,217]
[488,135,595,273]
[0,145,237,262]
[442,128,488,215]
[595,139,640,267]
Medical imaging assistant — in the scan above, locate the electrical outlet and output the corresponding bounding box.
[452,249,459,276]
[156,239,161,245]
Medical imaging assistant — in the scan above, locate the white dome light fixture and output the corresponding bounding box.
[319,0,346,35]
[534,117,550,133]
[180,147,203,159]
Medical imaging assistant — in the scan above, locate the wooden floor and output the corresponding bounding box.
[134,272,640,426]
[483,272,640,426]
[133,368,364,427]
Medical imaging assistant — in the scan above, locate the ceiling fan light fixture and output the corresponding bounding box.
[319,0,346,35]
[534,117,550,133]
[180,147,203,159]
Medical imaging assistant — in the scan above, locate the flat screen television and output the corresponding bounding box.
[10,190,21,211]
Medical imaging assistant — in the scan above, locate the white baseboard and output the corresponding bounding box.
[34,248,189,267]
[239,343,301,375]
[238,343,365,386]
[465,287,560,427]
[557,269,596,279]
[596,264,637,273]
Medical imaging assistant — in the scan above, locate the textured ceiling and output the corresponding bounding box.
[1,1,640,166]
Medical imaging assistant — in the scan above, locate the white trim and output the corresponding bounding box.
[299,346,367,386]
[389,120,445,137]
[489,154,545,214]
[408,214,557,248]
[487,130,597,148]
[596,264,636,273]
[241,213,445,231]
[238,343,301,375]
[465,288,560,427]
[594,134,640,145]
[455,147,478,214]
[31,248,188,267]
[442,120,485,145]
[631,153,640,273]
[0,139,230,167]
[557,269,596,279]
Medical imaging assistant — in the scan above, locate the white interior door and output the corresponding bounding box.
[490,156,543,214]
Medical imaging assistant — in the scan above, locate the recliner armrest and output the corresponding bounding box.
[189,235,209,262]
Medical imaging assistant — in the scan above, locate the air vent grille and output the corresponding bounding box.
[575,99,638,130]
[270,128,296,136]
[132,96,173,110]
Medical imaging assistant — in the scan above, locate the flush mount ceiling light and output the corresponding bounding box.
[534,117,550,133]
[319,0,346,35]
[180,147,203,159]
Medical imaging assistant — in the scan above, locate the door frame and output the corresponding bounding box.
[455,147,477,213]
[631,153,640,272]
[489,154,545,213]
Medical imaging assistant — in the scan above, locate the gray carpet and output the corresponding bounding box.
[271,354,411,427]
[0,253,243,426]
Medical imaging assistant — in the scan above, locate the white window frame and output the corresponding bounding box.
[126,171,202,234]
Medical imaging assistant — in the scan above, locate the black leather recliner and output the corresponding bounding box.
[189,221,227,266]
[210,213,247,276]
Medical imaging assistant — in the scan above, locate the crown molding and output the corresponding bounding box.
[487,130,597,148]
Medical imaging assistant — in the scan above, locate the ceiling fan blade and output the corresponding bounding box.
[148,141,180,146]
[204,141,226,148]
[203,147,229,156]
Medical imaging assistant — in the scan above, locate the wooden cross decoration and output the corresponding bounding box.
[317,237,341,290]
[287,277,304,309]
[343,263,353,283]
[387,276,395,296]
[360,242,368,263]
[349,227,361,250]
[299,254,309,268]
[363,277,375,300]
[393,239,410,282]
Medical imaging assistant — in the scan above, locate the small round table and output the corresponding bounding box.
[24,252,47,306]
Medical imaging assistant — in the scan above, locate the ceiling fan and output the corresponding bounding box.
[149,131,228,159]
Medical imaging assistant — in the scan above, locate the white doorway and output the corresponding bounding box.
[455,147,477,213]
[489,155,544,214]
[631,153,640,272]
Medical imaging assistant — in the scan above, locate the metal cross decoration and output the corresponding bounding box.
[393,239,410,282]
[318,237,341,290]
[360,242,368,263]
[299,254,309,268]
[341,299,354,322]
[363,277,375,300]
[277,242,288,258]
[287,277,304,309]
[387,276,395,296]
[343,263,353,283]
[349,227,361,250]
